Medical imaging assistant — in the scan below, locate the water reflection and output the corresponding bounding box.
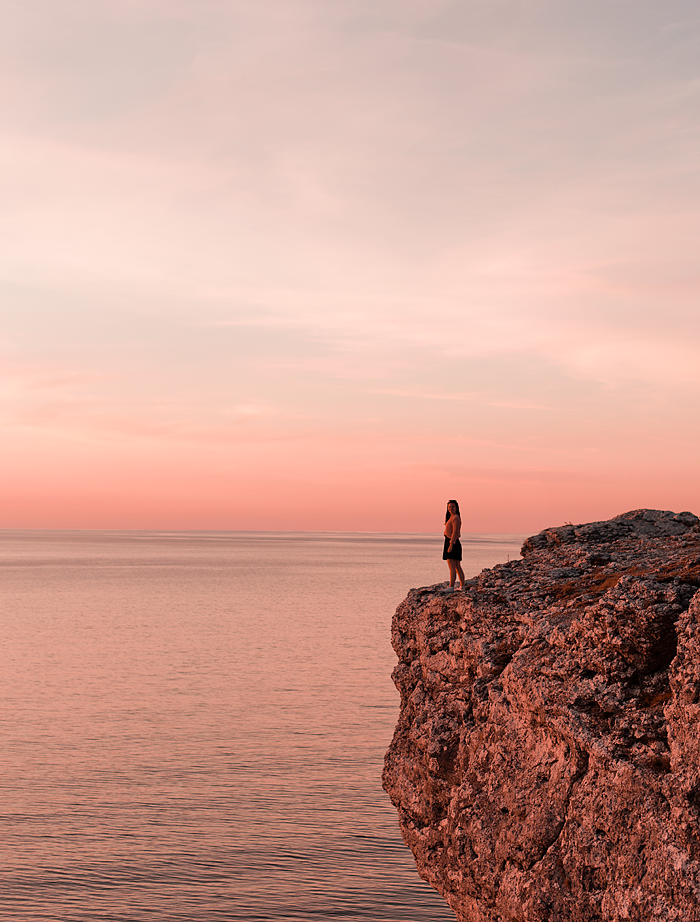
[0,531,524,920]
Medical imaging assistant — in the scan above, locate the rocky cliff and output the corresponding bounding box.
[383,509,700,922]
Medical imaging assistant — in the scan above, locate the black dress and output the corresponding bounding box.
[442,535,462,561]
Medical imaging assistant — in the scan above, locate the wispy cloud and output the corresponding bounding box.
[1,1,700,528]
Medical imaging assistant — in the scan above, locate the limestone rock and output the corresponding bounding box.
[383,509,700,922]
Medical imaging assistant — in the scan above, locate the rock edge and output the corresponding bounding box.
[383,509,700,922]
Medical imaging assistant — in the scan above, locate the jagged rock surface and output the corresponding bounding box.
[383,509,700,922]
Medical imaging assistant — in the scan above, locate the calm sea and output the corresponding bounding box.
[0,530,524,921]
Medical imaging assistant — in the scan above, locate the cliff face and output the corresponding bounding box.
[383,509,700,922]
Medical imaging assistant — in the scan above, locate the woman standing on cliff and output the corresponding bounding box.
[443,500,465,590]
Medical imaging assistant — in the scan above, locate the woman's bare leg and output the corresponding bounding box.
[455,562,465,587]
[447,560,457,587]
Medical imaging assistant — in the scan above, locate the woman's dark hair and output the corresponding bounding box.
[445,499,461,522]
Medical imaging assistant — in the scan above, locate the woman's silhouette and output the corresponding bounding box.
[443,499,465,590]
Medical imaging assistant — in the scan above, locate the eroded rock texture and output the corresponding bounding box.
[383,509,700,922]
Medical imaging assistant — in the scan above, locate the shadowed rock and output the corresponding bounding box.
[383,509,700,922]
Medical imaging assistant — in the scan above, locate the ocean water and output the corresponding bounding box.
[0,530,524,921]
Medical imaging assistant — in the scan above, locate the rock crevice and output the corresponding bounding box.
[383,509,700,922]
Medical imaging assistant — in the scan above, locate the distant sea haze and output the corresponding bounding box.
[0,530,523,921]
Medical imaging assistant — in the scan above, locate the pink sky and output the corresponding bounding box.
[2,0,700,533]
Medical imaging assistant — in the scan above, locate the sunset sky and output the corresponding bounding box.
[2,0,700,533]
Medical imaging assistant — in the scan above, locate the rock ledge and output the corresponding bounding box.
[383,509,700,922]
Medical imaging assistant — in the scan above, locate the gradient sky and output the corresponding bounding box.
[2,0,700,532]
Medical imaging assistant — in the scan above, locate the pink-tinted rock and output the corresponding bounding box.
[383,509,700,922]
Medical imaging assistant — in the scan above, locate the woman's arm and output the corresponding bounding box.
[450,515,461,546]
